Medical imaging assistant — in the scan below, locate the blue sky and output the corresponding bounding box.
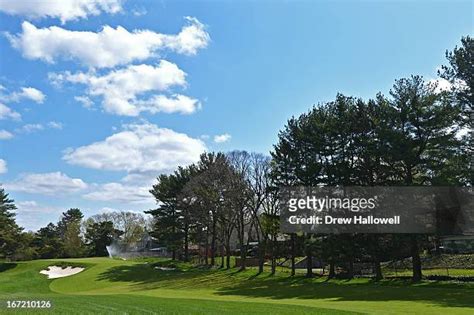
[0,0,472,231]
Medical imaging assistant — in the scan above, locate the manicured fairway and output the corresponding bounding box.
[0,258,473,314]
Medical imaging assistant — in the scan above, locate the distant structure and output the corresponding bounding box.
[106,233,170,259]
[440,235,474,254]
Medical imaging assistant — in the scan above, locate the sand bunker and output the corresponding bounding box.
[40,266,84,279]
[154,266,176,271]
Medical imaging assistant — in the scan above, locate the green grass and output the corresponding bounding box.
[0,258,473,314]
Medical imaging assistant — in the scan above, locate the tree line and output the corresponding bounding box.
[0,196,150,260]
[0,36,471,282]
[146,36,472,281]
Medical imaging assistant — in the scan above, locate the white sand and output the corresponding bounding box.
[154,266,176,271]
[40,266,84,279]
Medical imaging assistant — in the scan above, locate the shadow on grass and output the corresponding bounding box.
[97,263,238,291]
[97,264,474,309]
[0,262,17,272]
[215,276,474,309]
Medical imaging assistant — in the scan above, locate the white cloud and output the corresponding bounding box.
[214,133,231,143]
[428,78,453,94]
[20,87,45,103]
[131,7,147,17]
[16,121,63,134]
[168,17,211,56]
[0,103,21,120]
[19,123,44,133]
[0,130,13,140]
[0,0,123,24]
[12,87,45,103]
[48,121,63,129]
[50,61,200,116]
[63,122,206,174]
[83,182,152,204]
[0,159,7,174]
[16,200,58,213]
[427,77,469,95]
[138,94,201,115]
[5,172,88,195]
[74,95,94,108]
[100,207,117,213]
[120,172,156,184]
[16,200,39,210]
[0,86,45,104]
[15,200,63,231]
[9,18,209,68]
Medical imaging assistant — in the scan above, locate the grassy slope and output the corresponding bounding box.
[0,258,473,314]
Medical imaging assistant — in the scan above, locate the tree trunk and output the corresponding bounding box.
[405,172,422,281]
[184,222,189,262]
[328,260,335,279]
[254,223,264,274]
[240,243,247,271]
[305,234,313,278]
[271,235,276,275]
[371,235,382,281]
[433,236,441,255]
[239,211,247,270]
[226,244,231,269]
[258,238,265,274]
[220,244,225,268]
[204,229,209,266]
[348,258,354,279]
[172,223,176,260]
[211,219,217,266]
[291,233,296,276]
[374,257,383,281]
[411,235,422,282]
[306,255,313,278]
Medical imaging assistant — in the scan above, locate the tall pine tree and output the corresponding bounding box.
[0,187,22,259]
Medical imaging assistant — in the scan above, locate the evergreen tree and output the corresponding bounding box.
[148,166,196,260]
[58,208,84,257]
[381,76,463,281]
[438,36,473,185]
[34,223,63,259]
[0,187,22,259]
[439,36,473,113]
